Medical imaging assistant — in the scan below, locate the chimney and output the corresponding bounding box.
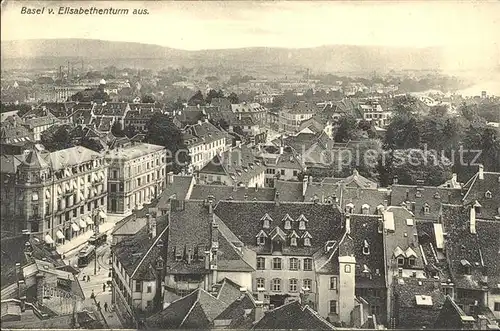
[393,175,399,185]
[470,206,476,234]
[255,299,265,322]
[279,146,284,155]
[167,171,174,185]
[452,173,457,184]
[345,214,351,234]
[204,250,210,270]
[478,164,484,180]
[383,199,388,208]
[275,191,280,205]
[187,248,193,264]
[302,175,308,197]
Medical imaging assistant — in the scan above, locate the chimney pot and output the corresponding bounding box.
[478,164,484,180]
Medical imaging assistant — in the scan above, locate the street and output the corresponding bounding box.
[64,232,123,328]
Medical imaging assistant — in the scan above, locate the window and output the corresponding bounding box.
[280,170,285,176]
[257,278,265,289]
[423,204,430,214]
[363,240,370,255]
[263,219,270,229]
[112,170,118,179]
[329,300,337,314]
[304,238,311,247]
[135,281,142,292]
[371,304,381,316]
[147,285,152,293]
[303,258,312,271]
[409,257,416,266]
[257,236,266,245]
[494,302,500,312]
[284,220,291,230]
[290,237,297,246]
[257,257,266,270]
[272,278,281,292]
[289,279,298,292]
[397,257,405,267]
[289,258,299,270]
[330,277,337,290]
[299,221,306,230]
[303,279,312,291]
[293,170,298,176]
[344,264,351,273]
[111,184,116,192]
[273,258,282,270]
[485,191,492,199]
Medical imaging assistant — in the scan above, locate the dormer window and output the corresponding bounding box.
[290,231,299,247]
[415,189,423,198]
[363,240,370,255]
[474,201,482,214]
[461,259,471,274]
[434,192,440,199]
[282,214,293,230]
[261,213,273,229]
[408,256,416,267]
[485,191,492,199]
[423,203,430,214]
[302,231,312,247]
[174,246,182,261]
[397,257,405,267]
[256,230,268,246]
[346,203,354,214]
[297,214,308,230]
[362,204,370,215]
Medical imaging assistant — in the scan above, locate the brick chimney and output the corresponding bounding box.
[345,214,351,234]
[478,164,484,180]
[255,287,266,322]
[470,206,476,234]
[210,217,219,287]
[302,175,308,197]
[275,191,280,206]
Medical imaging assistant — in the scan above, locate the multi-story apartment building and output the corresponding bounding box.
[280,101,316,133]
[358,101,391,127]
[231,102,267,125]
[105,141,167,214]
[198,145,266,188]
[21,111,61,141]
[183,120,227,172]
[0,146,108,245]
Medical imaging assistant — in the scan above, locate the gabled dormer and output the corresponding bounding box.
[434,191,441,199]
[256,230,268,246]
[461,259,471,274]
[485,190,492,199]
[405,247,417,267]
[297,214,309,230]
[394,246,405,267]
[289,230,299,247]
[363,240,370,255]
[301,231,312,247]
[362,204,370,215]
[345,203,354,214]
[282,214,293,230]
[270,226,286,252]
[261,213,273,229]
[423,202,430,214]
[473,200,482,215]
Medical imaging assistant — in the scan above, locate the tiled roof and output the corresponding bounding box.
[46,146,102,171]
[23,113,60,129]
[252,300,334,330]
[462,171,500,220]
[348,215,386,288]
[214,292,256,329]
[274,180,304,202]
[476,221,500,287]
[391,184,463,221]
[167,200,253,274]
[183,120,226,146]
[286,101,317,115]
[214,201,343,256]
[384,206,425,269]
[112,214,168,279]
[190,184,275,202]
[147,278,244,329]
[0,154,24,174]
[304,181,339,203]
[231,103,266,113]
[104,142,164,160]
[157,175,194,205]
[441,204,485,290]
[416,221,453,282]
[93,102,129,116]
[200,146,266,186]
[393,277,446,329]
[1,235,64,290]
[341,187,390,215]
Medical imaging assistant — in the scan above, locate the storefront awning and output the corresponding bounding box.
[86,217,94,225]
[78,219,87,228]
[56,230,65,240]
[99,211,107,219]
[71,223,80,232]
[44,234,54,245]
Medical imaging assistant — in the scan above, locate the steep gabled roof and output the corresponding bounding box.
[462,171,500,220]
[252,300,335,330]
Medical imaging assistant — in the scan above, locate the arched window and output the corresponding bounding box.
[363,240,370,255]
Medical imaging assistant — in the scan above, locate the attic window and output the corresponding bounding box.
[362,204,370,214]
[175,247,182,261]
[408,256,416,266]
[485,191,492,199]
[297,215,308,230]
[423,203,430,214]
[415,191,422,198]
[282,214,293,230]
[261,213,272,229]
[346,203,354,214]
[363,240,370,255]
[290,237,297,246]
[397,257,405,267]
[434,192,440,199]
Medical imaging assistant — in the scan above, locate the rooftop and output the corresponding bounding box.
[104,142,164,160]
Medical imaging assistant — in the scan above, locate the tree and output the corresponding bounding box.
[228,92,239,104]
[80,136,104,152]
[271,96,285,109]
[141,94,155,103]
[384,113,420,150]
[145,114,190,173]
[334,115,358,142]
[188,90,205,106]
[205,89,224,105]
[41,126,74,152]
[123,125,138,138]
[389,149,453,186]
[111,122,125,137]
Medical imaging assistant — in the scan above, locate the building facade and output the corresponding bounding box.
[0,147,108,245]
[105,142,167,214]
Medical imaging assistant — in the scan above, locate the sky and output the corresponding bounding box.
[2,0,499,52]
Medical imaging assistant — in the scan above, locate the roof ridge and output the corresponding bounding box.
[131,225,169,278]
[179,292,201,328]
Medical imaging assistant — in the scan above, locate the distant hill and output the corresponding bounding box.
[0,38,457,73]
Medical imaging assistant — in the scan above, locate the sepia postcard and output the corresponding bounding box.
[0,1,499,330]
